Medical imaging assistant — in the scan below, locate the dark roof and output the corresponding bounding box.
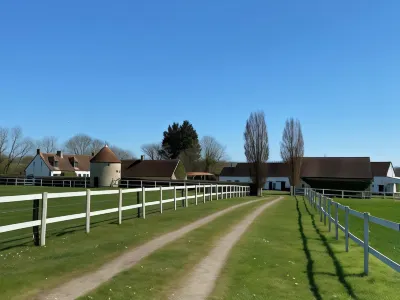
[40,153,91,172]
[90,146,121,163]
[122,159,180,178]
[371,162,391,177]
[220,158,373,179]
[220,162,288,177]
[219,167,236,177]
[301,157,372,179]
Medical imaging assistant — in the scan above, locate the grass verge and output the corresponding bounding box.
[210,196,400,300]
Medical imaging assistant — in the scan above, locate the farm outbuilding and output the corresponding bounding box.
[90,145,121,187]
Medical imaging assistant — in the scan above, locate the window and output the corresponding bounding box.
[74,161,78,168]
[235,180,240,183]
[54,161,59,167]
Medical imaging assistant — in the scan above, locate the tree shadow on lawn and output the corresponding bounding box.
[298,196,361,299]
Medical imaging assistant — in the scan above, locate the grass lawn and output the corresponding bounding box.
[210,196,400,300]
[333,197,400,264]
[81,197,275,300]
[0,185,209,250]
[0,185,252,300]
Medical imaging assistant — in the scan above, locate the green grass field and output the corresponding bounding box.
[210,196,400,300]
[333,197,400,264]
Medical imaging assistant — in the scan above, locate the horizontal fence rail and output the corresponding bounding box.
[303,188,400,274]
[0,184,250,247]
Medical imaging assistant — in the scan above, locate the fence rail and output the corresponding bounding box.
[303,188,400,274]
[0,184,250,247]
[0,177,90,188]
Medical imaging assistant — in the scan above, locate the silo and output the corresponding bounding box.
[90,145,121,187]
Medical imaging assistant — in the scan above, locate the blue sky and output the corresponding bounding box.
[1,1,399,165]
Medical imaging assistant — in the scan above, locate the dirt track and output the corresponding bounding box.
[172,196,283,300]
[38,197,273,300]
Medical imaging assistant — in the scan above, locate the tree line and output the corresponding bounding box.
[0,128,135,175]
[244,111,304,196]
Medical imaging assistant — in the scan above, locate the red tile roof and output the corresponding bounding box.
[90,146,121,163]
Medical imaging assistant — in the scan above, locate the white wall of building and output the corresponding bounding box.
[387,164,396,177]
[372,176,397,193]
[220,176,290,190]
[25,155,51,177]
[75,171,90,177]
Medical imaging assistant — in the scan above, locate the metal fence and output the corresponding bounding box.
[0,183,250,247]
[304,188,400,274]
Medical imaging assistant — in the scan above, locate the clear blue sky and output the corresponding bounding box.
[1,1,399,165]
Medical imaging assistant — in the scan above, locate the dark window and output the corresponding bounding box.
[74,161,78,168]
[54,161,59,167]
[379,185,384,192]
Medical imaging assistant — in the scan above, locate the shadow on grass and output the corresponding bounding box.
[295,196,322,300]
[301,196,360,299]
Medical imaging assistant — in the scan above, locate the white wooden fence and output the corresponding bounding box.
[295,187,400,200]
[0,177,89,188]
[0,184,250,247]
[304,188,400,275]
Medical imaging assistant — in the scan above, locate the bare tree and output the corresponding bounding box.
[64,134,93,155]
[37,136,58,153]
[91,138,105,154]
[201,136,227,172]
[141,143,163,160]
[110,146,135,160]
[0,127,8,166]
[280,118,304,188]
[3,127,34,174]
[244,111,269,196]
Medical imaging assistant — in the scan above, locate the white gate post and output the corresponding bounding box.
[195,185,198,205]
[86,189,91,232]
[345,206,349,252]
[364,212,370,275]
[328,198,331,231]
[142,187,146,219]
[40,192,48,246]
[174,186,177,210]
[118,189,123,224]
[216,185,219,200]
[185,185,188,207]
[335,202,339,240]
[160,186,163,213]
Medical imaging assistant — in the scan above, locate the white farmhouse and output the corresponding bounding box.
[371,162,399,193]
[25,149,91,177]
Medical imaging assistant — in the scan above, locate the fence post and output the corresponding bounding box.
[86,189,91,232]
[216,185,219,200]
[319,195,322,222]
[203,185,206,203]
[185,185,188,207]
[140,180,143,188]
[335,202,339,240]
[118,189,123,224]
[324,197,327,226]
[342,190,344,198]
[15,178,17,186]
[32,198,40,246]
[364,212,370,275]
[195,185,198,205]
[174,186,177,210]
[322,189,325,195]
[345,206,349,252]
[40,192,48,246]
[154,181,156,187]
[328,198,331,231]
[142,187,146,219]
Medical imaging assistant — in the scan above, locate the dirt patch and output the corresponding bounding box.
[38,197,271,300]
[172,197,283,300]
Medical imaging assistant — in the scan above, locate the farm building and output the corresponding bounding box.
[121,156,186,180]
[371,162,399,193]
[90,145,121,187]
[219,157,398,192]
[25,149,91,177]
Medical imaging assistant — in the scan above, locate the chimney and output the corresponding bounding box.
[91,152,95,156]
[37,149,40,155]
[56,150,63,158]
[141,155,145,161]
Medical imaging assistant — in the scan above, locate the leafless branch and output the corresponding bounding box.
[244,111,269,196]
[201,136,227,172]
[141,143,163,160]
[37,136,58,153]
[64,134,93,155]
[3,127,34,174]
[280,118,304,187]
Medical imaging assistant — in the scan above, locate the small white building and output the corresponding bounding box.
[371,162,399,193]
[219,162,290,191]
[25,149,91,177]
[90,145,121,187]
